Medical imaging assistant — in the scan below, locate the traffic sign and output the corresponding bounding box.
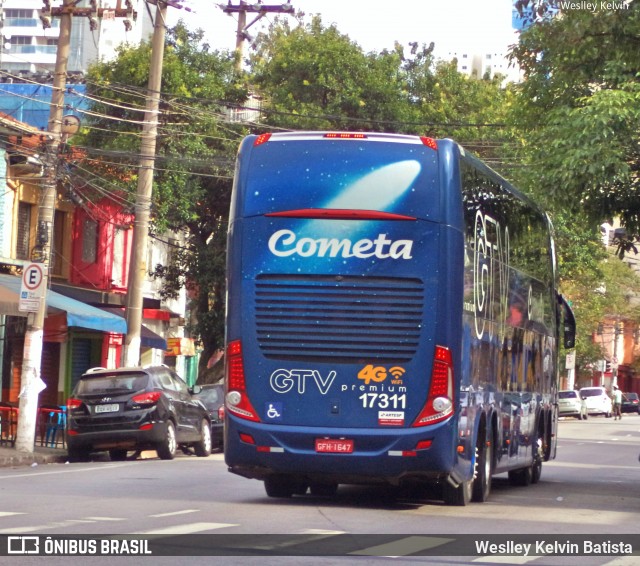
[19,263,46,312]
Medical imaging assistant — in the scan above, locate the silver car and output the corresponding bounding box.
[558,390,588,420]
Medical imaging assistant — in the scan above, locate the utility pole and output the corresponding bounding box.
[122,0,168,367]
[15,0,136,453]
[223,1,294,71]
[15,0,72,454]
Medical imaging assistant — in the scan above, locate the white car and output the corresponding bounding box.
[558,390,588,420]
[579,386,613,417]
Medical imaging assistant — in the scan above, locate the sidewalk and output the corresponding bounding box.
[0,444,68,468]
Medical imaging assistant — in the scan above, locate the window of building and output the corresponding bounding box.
[10,36,32,46]
[82,218,98,263]
[52,210,65,276]
[16,202,32,260]
[6,10,34,19]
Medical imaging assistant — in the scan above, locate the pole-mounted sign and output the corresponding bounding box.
[19,262,46,312]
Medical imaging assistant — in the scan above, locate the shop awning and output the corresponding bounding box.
[96,306,168,351]
[0,273,127,334]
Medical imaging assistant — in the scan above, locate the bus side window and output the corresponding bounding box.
[559,294,576,349]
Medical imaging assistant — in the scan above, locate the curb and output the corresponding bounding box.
[0,448,67,468]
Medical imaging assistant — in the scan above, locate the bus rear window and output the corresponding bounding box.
[240,139,439,220]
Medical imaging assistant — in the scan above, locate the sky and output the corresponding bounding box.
[172,0,518,59]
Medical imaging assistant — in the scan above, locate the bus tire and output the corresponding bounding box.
[443,478,472,506]
[264,476,294,498]
[531,434,544,484]
[472,436,492,502]
[508,466,532,487]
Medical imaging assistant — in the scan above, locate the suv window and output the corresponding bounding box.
[76,373,148,394]
[171,373,190,395]
[580,388,605,398]
[558,391,578,399]
[156,371,176,391]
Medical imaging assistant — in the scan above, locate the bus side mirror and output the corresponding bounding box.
[559,294,576,349]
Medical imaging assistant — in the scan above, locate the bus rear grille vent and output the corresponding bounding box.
[254,275,424,362]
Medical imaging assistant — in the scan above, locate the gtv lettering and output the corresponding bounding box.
[473,210,510,339]
[268,229,413,259]
[270,369,337,395]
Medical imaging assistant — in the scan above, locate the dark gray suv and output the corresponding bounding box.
[66,366,212,462]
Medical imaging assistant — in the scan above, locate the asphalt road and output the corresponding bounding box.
[0,415,638,566]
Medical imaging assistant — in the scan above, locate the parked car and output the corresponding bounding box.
[192,383,225,451]
[66,366,212,462]
[621,392,640,414]
[558,390,588,420]
[579,386,612,417]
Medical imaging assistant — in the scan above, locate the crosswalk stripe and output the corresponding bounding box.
[299,529,347,535]
[349,536,455,557]
[0,525,50,534]
[135,522,238,535]
[473,556,539,564]
[149,509,199,518]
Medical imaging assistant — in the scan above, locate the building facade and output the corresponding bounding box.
[0,0,151,74]
[0,112,194,408]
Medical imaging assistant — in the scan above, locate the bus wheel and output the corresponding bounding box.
[472,437,492,502]
[508,466,532,487]
[264,476,294,498]
[443,477,472,506]
[531,438,543,484]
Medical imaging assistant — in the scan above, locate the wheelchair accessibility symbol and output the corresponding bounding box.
[266,402,283,421]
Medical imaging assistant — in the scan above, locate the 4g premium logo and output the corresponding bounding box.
[357,364,406,385]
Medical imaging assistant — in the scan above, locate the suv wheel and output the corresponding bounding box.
[109,449,128,461]
[157,421,177,460]
[194,419,212,457]
[67,446,90,462]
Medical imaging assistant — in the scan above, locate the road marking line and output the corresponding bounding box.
[83,517,126,521]
[299,529,347,535]
[135,522,238,535]
[546,461,639,470]
[0,525,51,534]
[0,462,132,480]
[0,512,25,517]
[473,556,538,564]
[349,536,454,557]
[149,509,199,518]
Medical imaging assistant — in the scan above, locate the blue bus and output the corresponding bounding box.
[224,132,575,505]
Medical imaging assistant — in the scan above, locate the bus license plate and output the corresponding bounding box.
[315,439,353,453]
[95,404,119,414]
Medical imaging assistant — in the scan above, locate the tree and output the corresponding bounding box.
[71,23,248,377]
[507,2,640,379]
[249,15,412,131]
[249,15,512,147]
[510,3,640,240]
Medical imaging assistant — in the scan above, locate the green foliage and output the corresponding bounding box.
[76,22,247,370]
[249,15,511,142]
[510,4,640,233]
[508,3,640,376]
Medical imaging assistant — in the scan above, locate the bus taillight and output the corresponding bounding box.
[412,345,454,427]
[420,137,438,150]
[226,340,261,422]
[254,133,272,146]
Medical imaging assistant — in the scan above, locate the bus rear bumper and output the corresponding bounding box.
[224,418,463,486]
